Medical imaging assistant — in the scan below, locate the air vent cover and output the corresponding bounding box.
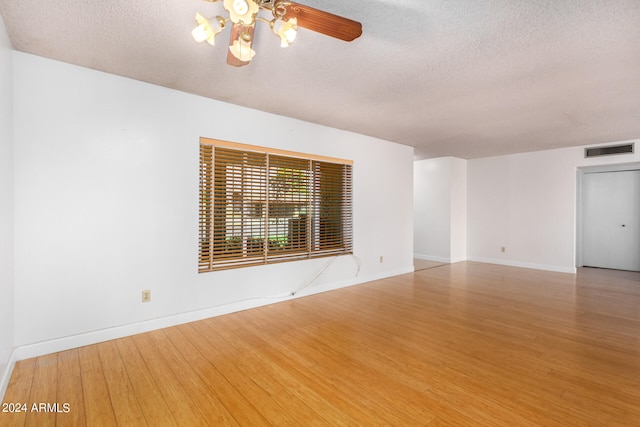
[585,143,634,158]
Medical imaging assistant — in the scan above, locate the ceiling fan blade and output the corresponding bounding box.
[275,1,362,42]
[226,22,256,67]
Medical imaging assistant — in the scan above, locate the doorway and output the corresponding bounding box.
[580,168,640,271]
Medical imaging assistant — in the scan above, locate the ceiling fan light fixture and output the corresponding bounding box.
[229,35,256,61]
[271,17,297,47]
[224,0,259,24]
[192,13,226,45]
[192,0,362,66]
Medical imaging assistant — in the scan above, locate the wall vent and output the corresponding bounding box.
[585,143,634,158]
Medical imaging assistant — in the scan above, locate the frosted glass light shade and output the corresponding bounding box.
[272,18,297,48]
[192,13,225,46]
[229,38,256,61]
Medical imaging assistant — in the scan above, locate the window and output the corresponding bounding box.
[199,138,353,271]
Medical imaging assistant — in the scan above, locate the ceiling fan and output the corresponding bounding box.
[192,0,363,66]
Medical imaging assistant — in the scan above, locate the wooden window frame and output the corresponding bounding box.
[199,138,353,272]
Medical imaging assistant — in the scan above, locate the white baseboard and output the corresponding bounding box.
[414,253,451,263]
[467,257,576,274]
[414,254,574,273]
[12,266,415,362]
[0,349,17,402]
[14,297,274,361]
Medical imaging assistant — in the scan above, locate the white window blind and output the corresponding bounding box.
[199,139,353,272]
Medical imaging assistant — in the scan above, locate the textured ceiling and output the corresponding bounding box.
[1,0,639,159]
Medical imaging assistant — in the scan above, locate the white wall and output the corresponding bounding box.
[414,158,450,261]
[0,13,15,398]
[450,158,467,262]
[467,141,640,273]
[413,157,467,263]
[12,52,414,357]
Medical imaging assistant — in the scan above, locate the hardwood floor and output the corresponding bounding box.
[2,262,640,426]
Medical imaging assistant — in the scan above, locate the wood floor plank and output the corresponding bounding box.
[24,353,58,427]
[178,321,300,425]
[96,340,147,426]
[78,345,117,426]
[0,358,36,427]
[198,321,326,426]
[252,294,551,426]
[550,368,640,420]
[56,349,86,426]
[114,337,178,426]
[215,315,370,426]
[231,305,438,425]
[252,307,528,426]
[145,329,240,426]
[202,314,368,426]
[216,314,379,425]
[161,326,269,426]
[131,332,213,426]
[3,263,640,426]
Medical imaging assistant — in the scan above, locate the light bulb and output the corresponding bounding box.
[284,28,297,44]
[224,0,258,24]
[192,13,225,46]
[233,0,248,15]
[272,18,297,48]
[192,23,208,43]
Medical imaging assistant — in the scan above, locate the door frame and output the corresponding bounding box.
[576,162,640,268]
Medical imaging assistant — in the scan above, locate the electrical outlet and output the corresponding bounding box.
[379,255,383,263]
[501,246,506,253]
[142,289,151,303]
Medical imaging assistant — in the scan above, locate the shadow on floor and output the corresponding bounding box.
[413,259,447,271]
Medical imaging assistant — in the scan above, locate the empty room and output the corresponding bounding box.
[1,0,640,425]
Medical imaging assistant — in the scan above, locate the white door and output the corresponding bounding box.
[582,170,640,271]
